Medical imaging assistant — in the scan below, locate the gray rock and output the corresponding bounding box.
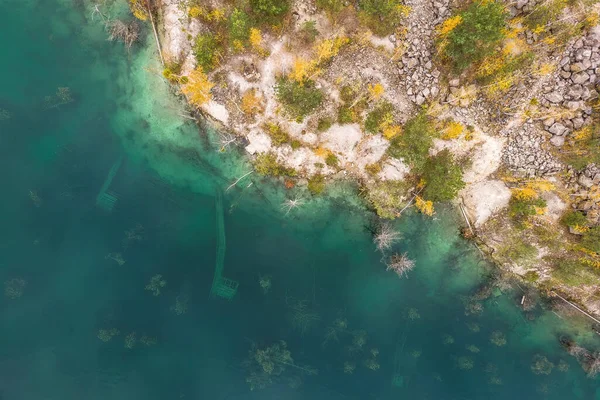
[572,117,585,129]
[550,136,565,147]
[548,123,567,136]
[416,94,425,105]
[566,84,583,99]
[544,91,563,103]
[578,175,594,188]
[449,78,460,87]
[571,71,590,84]
[407,58,419,68]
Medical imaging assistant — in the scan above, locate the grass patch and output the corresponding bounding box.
[264,122,290,146]
[364,101,394,134]
[552,258,599,286]
[250,0,290,25]
[365,180,409,219]
[581,226,600,253]
[326,153,339,167]
[358,0,408,36]
[317,117,333,132]
[497,238,538,264]
[508,194,547,225]
[560,210,587,228]
[254,152,297,177]
[193,33,221,72]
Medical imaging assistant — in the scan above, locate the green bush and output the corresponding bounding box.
[317,117,333,132]
[193,33,220,72]
[254,153,297,177]
[581,226,600,253]
[560,210,587,228]
[421,150,465,201]
[340,85,358,103]
[275,77,324,121]
[326,153,339,167]
[508,195,546,223]
[366,180,409,219]
[498,238,538,263]
[229,9,252,45]
[264,123,290,146]
[443,1,507,71]
[524,0,567,31]
[388,111,436,173]
[358,0,407,36]
[299,20,319,44]
[291,139,302,149]
[337,106,354,124]
[364,101,394,134]
[523,271,540,283]
[250,0,290,23]
[308,174,326,194]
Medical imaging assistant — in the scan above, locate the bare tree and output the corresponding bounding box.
[216,131,239,151]
[373,222,401,252]
[386,253,415,278]
[107,20,140,50]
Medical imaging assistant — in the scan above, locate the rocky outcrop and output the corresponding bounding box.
[566,164,600,224]
[539,29,600,145]
[502,122,563,177]
[397,0,450,104]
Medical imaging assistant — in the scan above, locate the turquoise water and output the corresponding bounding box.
[1,0,600,398]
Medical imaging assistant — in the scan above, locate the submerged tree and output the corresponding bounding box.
[145,274,166,296]
[288,300,320,335]
[107,19,140,50]
[373,222,401,252]
[258,274,272,294]
[244,341,317,391]
[386,252,415,278]
[4,278,27,299]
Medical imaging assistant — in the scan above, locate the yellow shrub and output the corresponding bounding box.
[188,6,204,18]
[129,0,148,20]
[250,28,262,48]
[289,58,318,82]
[415,196,435,216]
[314,36,349,64]
[241,89,263,115]
[513,187,537,200]
[525,180,554,192]
[368,83,385,100]
[314,147,331,158]
[442,121,464,140]
[437,16,462,37]
[181,69,214,107]
[383,124,401,139]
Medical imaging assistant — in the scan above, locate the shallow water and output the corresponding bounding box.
[1,0,600,399]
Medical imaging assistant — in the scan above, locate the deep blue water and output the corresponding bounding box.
[1,0,600,399]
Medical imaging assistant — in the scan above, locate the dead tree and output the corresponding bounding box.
[373,222,401,252]
[108,20,140,50]
[386,253,415,278]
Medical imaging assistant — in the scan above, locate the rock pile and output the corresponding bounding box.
[501,123,563,177]
[397,0,450,104]
[566,164,600,224]
[539,31,600,146]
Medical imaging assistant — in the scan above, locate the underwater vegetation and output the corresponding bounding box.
[288,299,320,336]
[145,274,167,296]
[244,341,317,391]
[4,278,26,299]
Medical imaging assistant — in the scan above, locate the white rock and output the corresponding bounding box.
[461,180,512,227]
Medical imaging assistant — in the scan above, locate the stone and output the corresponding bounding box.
[449,78,460,87]
[571,71,590,84]
[543,118,555,127]
[579,175,594,188]
[572,117,585,129]
[544,91,563,103]
[416,94,425,105]
[550,136,565,146]
[407,58,419,68]
[566,84,583,99]
[548,123,567,136]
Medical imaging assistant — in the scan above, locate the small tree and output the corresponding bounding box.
[421,150,465,202]
[442,1,507,71]
[250,0,290,23]
[193,33,220,72]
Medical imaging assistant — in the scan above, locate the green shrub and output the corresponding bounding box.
[326,153,339,167]
[308,174,326,194]
[421,149,465,201]
[365,162,382,176]
[340,85,358,103]
[193,33,220,72]
[317,117,333,132]
[388,111,435,173]
[523,271,540,283]
[338,106,354,124]
[508,195,546,223]
[275,77,324,121]
[264,123,290,146]
[560,210,587,228]
[443,1,507,71]
[364,101,394,134]
[291,139,302,149]
[229,9,252,45]
[366,180,409,219]
[358,0,407,36]
[299,20,319,44]
[254,152,297,177]
[250,0,290,23]
[581,226,600,253]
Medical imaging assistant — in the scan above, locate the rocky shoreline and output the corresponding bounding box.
[151,0,600,323]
